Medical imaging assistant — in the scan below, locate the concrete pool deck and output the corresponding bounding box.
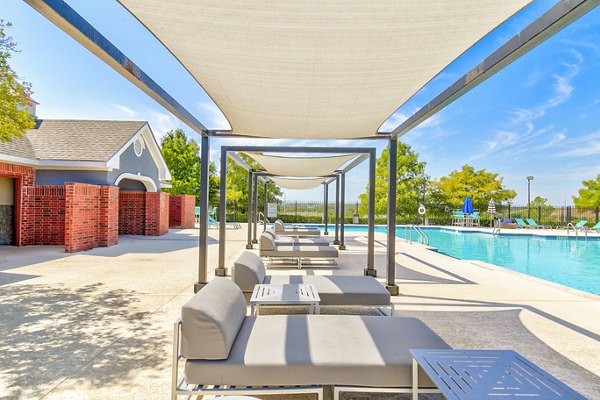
[1,225,599,399]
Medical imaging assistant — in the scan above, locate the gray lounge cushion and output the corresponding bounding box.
[184,315,448,387]
[274,220,321,236]
[232,251,266,292]
[181,278,247,360]
[266,228,330,246]
[265,275,390,306]
[261,245,338,258]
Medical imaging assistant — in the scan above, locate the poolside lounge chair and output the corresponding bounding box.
[515,218,531,229]
[208,215,241,230]
[589,221,600,232]
[559,220,588,230]
[274,219,321,237]
[172,278,448,399]
[260,232,338,268]
[451,211,465,226]
[526,218,547,229]
[232,251,391,311]
[264,229,330,246]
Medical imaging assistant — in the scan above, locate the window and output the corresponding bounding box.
[134,137,145,157]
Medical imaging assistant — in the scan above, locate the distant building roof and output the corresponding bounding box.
[0,119,146,162]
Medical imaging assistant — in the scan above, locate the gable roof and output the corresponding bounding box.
[0,119,146,162]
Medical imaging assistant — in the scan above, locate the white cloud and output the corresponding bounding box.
[197,102,231,130]
[112,103,137,117]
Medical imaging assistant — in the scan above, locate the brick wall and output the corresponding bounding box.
[22,186,66,245]
[99,186,119,247]
[119,192,146,235]
[145,192,169,236]
[169,194,196,228]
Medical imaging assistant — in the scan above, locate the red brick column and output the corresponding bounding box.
[145,192,169,236]
[119,192,146,235]
[169,194,196,228]
[99,186,119,247]
[26,186,66,245]
[0,162,35,246]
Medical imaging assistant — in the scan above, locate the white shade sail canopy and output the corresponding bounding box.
[119,0,530,139]
[246,153,356,178]
[269,177,327,190]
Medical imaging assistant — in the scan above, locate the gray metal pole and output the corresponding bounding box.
[263,180,268,231]
[386,139,399,295]
[334,175,340,245]
[195,136,210,292]
[246,170,253,249]
[340,173,346,250]
[252,173,259,244]
[323,183,329,235]
[216,148,227,276]
[365,150,376,276]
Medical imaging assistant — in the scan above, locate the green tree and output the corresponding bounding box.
[530,196,554,215]
[434,165,516,210]
[224,153,283,220]
[160,129,218,204]
[358,142,427,220]
[573,175,600,207]
[1,20,35,142]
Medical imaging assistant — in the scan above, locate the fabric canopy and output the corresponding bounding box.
[118,0,531,139]
[269,177,326,190]
[246,153,356,177]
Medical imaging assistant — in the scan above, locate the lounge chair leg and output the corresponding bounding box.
[412,357,419,400]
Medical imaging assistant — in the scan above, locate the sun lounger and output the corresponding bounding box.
[260,233,338,268]
[172,278,448,399]
[263,228,330,246]
[590,221,600,232]
[274,219,321,237]
[232,251,391,310]
[208,215,241,229]
[515,218,531,228]
[526,218,547,229]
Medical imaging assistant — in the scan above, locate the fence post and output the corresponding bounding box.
[596,206,599,223]
[537,206,541,223]
[295,201,298,218]
[567,206,572,223]
[508,204,511,219]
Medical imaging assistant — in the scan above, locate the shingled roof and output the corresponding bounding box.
[0,119,147,162]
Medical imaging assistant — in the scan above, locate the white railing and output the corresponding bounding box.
[404,225,429,246]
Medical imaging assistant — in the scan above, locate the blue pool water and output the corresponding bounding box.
[304,224,600,296]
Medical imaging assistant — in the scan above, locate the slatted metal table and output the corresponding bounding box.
[250,283,320,315]
[410,349,586,400]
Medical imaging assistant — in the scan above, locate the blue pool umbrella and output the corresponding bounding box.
[461,196,474,214]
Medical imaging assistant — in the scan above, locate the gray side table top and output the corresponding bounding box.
[411,349,586,400]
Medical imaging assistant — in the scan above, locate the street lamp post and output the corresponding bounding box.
[527,176,534,219]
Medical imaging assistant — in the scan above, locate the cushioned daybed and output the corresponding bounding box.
[173,278,448,399]
[260,233,338,268]
[233,251,391,311]
[274,219,321,237]
[264,228,330,246]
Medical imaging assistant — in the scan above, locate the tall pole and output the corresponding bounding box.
[334,175,340,245]
[246,170,253,249]
[263,179,268,231]
[323,183,329,235]
[252,173,259,244]
[340,173,346,250]
[527,176,534,219]
[195,136,210,292]
[386,139,399,295]
[365,150,376,277]
[216,147,227,277]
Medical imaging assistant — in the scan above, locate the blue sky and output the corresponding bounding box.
[2,1,599,204]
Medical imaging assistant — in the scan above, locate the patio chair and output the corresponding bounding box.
[515,218,531,229]
[574,220,588,230]
[208,215,241,229]
[470,211,480,227]
[274,219,321,237]
[263,229,330,247]
[232,251,392,312]
[526,218,547,229]
[589,221,600,232]
[260,232,338,268]
[172,278,448,399]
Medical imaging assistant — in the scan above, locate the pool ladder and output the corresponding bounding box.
[565,223,588,241]
[404,225,429,246]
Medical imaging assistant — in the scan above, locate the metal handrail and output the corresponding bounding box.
[566,222,576,239]
[492,227,501,236]
[405,224,429,245]
[258,212,270,231]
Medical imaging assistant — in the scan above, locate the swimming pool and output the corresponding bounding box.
[304,224,600,296]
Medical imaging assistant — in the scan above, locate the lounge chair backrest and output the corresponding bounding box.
[274,220,285,232]
[515,218,526,226]
[232,251,266,291]
[181,278,246,360]
[263,229,276,239]
[260,232,276,250]
[575,220,587,228]
[471,211,479,218]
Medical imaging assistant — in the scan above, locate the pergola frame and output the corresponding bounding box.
[216,146,375,278]
[25,0,600,294]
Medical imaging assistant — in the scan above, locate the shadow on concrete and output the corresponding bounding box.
[0,272,40,286]
[396,253,475,285]
[0,283,166,400]
[0,245,71,272]
[395,307,600,399]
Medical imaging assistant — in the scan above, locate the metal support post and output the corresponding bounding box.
[340,173,346,250]
[323,183,329,235]
[252,173,259,244]
[334,175,340,245]
[365,150,376,277]
[216,147,227,277]
[246,170,254,249]
[386,139,399,295]
[263,180,268,231]
[195,136,210,292]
